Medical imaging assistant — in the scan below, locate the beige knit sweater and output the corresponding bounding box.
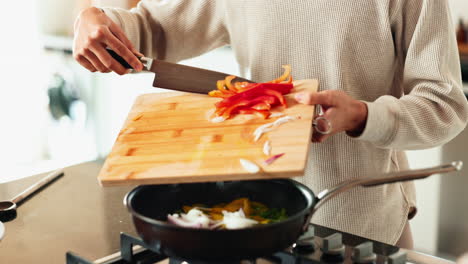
[103,0,468,244]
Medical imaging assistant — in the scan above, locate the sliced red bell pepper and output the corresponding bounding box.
[269,65,291,84]
[208,90,232,98]
[224,76,237,92]
[215,83,293,108]
[236,108,271,119]
[251,102,271,111]
[235,82,256,92]
[208,65,292,98]
[209,65,294,120]
[218,95,277,118]
[261,88,287,107]
[258,83,294,94]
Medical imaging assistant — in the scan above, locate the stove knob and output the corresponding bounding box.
[352,242,377,263]
[387,251,407,264]
[321,233,345,256]
[294,226,315,253]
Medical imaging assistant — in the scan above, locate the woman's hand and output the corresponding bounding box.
[73,7,143,75]
[294,90,368,142]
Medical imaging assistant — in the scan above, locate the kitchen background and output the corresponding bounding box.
[0,0,467,260]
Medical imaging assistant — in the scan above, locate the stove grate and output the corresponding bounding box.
[65,233,308,264]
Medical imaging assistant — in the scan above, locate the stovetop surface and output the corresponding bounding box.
[66,230,449,264]
[66,229,400,264]
[0,160,454,264]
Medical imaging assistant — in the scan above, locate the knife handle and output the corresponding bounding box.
[107,49,133,69]
[107,49,153,71]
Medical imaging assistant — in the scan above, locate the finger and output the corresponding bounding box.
[294,92,314,105]
[312,131,330,143]
[103,27,143,71]
[75,54,97,72]
[134,50,144,57]
[297,90,338,107]
[312,130,321,142]
[317,134,330,143]
[322,107,349,134]
[89,43,129,75]
[83,49,110,72]
[110,22,137,52]
[109,22,144,58]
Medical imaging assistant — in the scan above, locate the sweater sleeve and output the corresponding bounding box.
[354,0,468,150]
[101,0,229,62]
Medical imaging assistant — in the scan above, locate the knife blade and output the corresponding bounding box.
[107,49,253,94]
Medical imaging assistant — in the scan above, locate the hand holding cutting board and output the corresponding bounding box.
[294,86,368,143]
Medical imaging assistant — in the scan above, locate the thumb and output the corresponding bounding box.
[294,92,314,105]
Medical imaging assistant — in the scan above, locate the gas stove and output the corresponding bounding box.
[65,224,450,264]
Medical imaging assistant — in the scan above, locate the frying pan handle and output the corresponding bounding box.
[309,161,462,219]
[302,212,313,233]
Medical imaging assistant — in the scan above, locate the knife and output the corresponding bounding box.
[107,49,253,94]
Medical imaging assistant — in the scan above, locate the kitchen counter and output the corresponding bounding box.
[0,160,138,263]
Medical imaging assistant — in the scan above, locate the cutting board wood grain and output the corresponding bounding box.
[98,79,318,186]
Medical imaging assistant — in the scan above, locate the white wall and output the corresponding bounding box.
[438,128,468,257]
[406,149,442,254]
[0,1,54,182]
[450,0,468,24]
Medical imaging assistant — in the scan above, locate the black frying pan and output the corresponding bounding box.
[124,161,462,261]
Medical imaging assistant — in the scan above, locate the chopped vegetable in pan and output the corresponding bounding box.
[167,198,288,229]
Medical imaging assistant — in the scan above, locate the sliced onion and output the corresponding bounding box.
[264,153,285,165]
[253,123,274,142]
[167,214,204,228]
[222,209,258,229]
[211,116,226,123]
[253,115,298,142]
[239,159,260,173]
[168,208,264,230]
[273,115,297,126]
[184,209,211,227]
[263,141,271,156]
[167,208,213,229]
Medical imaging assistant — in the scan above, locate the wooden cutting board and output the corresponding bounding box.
[98,79,318,186]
